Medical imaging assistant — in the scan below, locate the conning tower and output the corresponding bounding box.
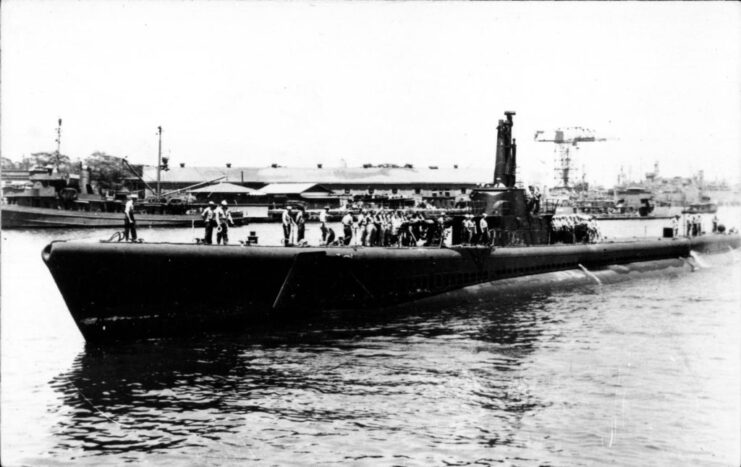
[464,111,553,246]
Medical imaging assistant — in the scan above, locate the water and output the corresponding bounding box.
[2,214,741,466]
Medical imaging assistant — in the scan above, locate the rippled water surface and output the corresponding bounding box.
[2,215,741,466]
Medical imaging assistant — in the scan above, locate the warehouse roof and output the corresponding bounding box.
[257,183,333,195]
[189,182,260,194]
[142,166,491,185]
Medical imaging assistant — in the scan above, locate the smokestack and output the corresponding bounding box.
[80,164,90,194]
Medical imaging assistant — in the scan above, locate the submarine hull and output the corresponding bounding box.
[42,235,740,343]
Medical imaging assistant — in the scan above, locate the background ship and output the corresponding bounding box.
[1,121,250,229]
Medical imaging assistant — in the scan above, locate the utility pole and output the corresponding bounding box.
[156,126,162,200]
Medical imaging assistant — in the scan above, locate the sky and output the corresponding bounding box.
[2,1,740,188]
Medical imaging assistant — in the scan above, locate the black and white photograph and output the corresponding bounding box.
[2,1,740,465]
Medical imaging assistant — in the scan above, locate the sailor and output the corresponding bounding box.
[295,206,306,243]
[587,217,601,243]
[671,215,679,238]
[202,201,217,244]
[533,188,542,214]
[319,207,329,243]
[282,206,293,246]
[411,213,424,244]
[465,214,476,244]
[324,226,336,245]
[478,214,489,245]
[377,211,388,246]
[123,195,137,242]
[436,213,447,246]
[390,211,402,246]
[215,200,235,245]
[712,215,719,233]
[685,216,691,237]
[470,214,480,244]
[365,210,377,246]
[383,211,393,246]
[526,186,535,212]
[358,210,368,246]
[341,211,354,245]
[695,214,702,236]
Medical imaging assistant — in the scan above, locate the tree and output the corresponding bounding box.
[1,157,23,171]
[83,151,127,189]
[20,152,75,173]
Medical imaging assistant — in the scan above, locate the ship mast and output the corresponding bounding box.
[54,118,62,172]
[156,125,162,199]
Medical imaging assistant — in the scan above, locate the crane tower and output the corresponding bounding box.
[533,127,606,190]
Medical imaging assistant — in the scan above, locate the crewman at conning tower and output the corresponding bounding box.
[478,213,490,245]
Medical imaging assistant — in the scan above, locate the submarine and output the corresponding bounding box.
[41,112,741,343]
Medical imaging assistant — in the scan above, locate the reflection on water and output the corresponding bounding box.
[2,221,740,465]
[49,292,558,463]
[39,260,741,465]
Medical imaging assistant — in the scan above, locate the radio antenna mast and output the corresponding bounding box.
[54,118,62,171]
[156,126,162,199]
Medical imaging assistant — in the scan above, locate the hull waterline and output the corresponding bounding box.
[42,234,741,343]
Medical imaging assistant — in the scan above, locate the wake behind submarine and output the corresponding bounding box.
[42,112,741,343]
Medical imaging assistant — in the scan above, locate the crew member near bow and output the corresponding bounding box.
[123,195,137,242]
[202,201,217,244]
[215,200,235,245]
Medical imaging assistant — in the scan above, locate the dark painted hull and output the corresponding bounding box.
[1,204,202,229]
[42,234,741,343]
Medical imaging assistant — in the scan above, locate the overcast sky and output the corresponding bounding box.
[2,1,739,187]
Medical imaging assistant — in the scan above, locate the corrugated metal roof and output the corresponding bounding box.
[257,183,333,195]
[189,182,260,194]
[143,166,491,185]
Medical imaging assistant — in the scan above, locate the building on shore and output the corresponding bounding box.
[139,164,491,209]
[256,183,341,209]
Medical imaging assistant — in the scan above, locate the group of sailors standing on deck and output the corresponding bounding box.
[671,214,721,238]
[551,215,602,244]
[336,209,451,247]
[202,200,235,245]
[281,205,308,246]
[460,214,491,245]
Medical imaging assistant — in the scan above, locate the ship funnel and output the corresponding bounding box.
[493,111,516,188]
[80,164,91,194]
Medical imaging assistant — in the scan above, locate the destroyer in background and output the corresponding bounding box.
[42,112,741,343]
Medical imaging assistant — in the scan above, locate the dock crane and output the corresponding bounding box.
[533,127,607,190]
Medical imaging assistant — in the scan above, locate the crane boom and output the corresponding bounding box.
[533,127,607,189]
